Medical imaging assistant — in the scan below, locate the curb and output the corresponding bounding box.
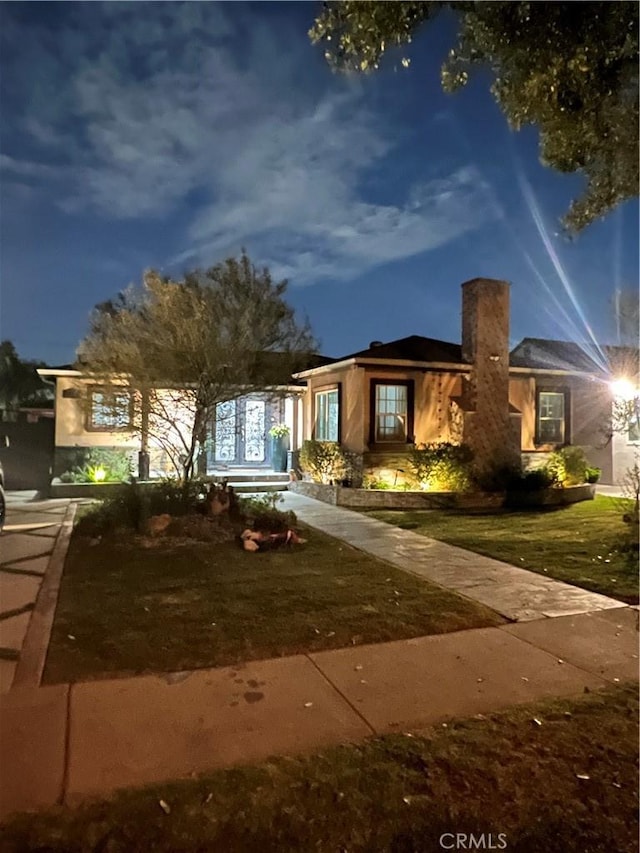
[12,503,77,689]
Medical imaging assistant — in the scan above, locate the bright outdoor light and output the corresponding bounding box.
[93,466,107,482]
[609,378,637,401]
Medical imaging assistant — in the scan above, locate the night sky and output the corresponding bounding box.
[1,1,638,366]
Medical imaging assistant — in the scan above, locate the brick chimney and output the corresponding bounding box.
[459,278,520,476]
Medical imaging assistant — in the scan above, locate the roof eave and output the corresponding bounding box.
[293,357,471,378]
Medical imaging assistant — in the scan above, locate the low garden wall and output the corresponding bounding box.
[505,483,596,508]
[50,481,150,499]
[289,481,596,510]
[290,482,501,510]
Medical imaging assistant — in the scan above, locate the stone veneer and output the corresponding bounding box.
[289,480,595,510]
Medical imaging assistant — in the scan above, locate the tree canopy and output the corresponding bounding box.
[79,252,317,479]
[310,1,639,232]
[0,341,52,412]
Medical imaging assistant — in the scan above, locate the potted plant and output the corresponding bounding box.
[269,424,290,473]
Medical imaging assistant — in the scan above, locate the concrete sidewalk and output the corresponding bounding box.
[1,489,637,821]
[278,492,625,622]
[1,606,636,819]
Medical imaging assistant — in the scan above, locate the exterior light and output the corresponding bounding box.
[92,466,106,482]
[610,378,637,401]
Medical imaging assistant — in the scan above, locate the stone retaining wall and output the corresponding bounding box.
[291,482,496,510]
[289,481,596,510]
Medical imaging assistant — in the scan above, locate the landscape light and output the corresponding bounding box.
[93,466,107,482]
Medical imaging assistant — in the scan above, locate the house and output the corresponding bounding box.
[36,368,312,481]
[294,278,639,487]
[38,278,638,488]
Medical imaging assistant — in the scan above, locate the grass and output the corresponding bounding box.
[2,685,637,852]
[43,524,503,684]
[366,496,639,604]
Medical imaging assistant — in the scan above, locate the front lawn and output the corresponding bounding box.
[367,496,638,603]
[3,685,637,852]
[43,525,503,684]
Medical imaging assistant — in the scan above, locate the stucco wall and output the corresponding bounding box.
[303,367,465,453]
[509,374,618,482]
[612,430,639,484]
[571,379,614,482]
[509,377,535,449]
[301,365,630,484]
[55,377,139,450]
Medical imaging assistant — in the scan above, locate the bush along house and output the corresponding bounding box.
[293,278,639,490]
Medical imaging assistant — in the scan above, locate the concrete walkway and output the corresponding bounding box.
[1,607,637,818]
[0,493,72,692]
[279,492,625,622]
[1,490,637,820]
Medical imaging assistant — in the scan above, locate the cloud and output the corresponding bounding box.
[1,3,500,285]
[0,154,62,180]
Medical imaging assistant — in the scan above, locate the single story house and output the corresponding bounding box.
[293,278,639,486]
[38,278,638,487]
[35,375,310,481]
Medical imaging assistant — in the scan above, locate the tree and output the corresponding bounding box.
[310,1,639,232]
[79,252,317,481]
[0,341,52,413]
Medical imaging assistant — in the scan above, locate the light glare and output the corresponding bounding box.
[609,378,637,401]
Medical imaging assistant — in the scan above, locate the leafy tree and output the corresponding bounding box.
[0,341,52,413]
[79,252,317,481]
[310,1,639,232]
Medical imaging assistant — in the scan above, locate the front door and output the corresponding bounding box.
[211,396,274,467]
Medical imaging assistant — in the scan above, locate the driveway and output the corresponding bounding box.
[0,492,72,692]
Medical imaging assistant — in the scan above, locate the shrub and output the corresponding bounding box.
[506,468,557,492]
[547,446,590,486]
[472,463,521,493]
[585,466,601,484]
[362,475,391,490]
[620,462,640,529]
[60,448,134,484]
[74,479,208,535]
[299,440,347,484]
[238,494,297,533]
[409,443,473,492]
[268,424,290,439]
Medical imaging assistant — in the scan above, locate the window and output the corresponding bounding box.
[372,382,412,443]
[536,390,567,444]
[315,389,339,441]
[88,389,132,430]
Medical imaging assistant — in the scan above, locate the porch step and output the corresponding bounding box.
[207,471,290,485]
[208,471,290,493]
[229,481,289,493]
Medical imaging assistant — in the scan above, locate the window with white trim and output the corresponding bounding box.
[374,383,408,442]
[315,389,339,441]
[536,391,566,444]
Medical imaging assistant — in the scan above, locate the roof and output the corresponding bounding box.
[510,338,639,375]
[339,335,464,365]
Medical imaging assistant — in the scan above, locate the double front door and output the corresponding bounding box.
[211,396,278,467]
